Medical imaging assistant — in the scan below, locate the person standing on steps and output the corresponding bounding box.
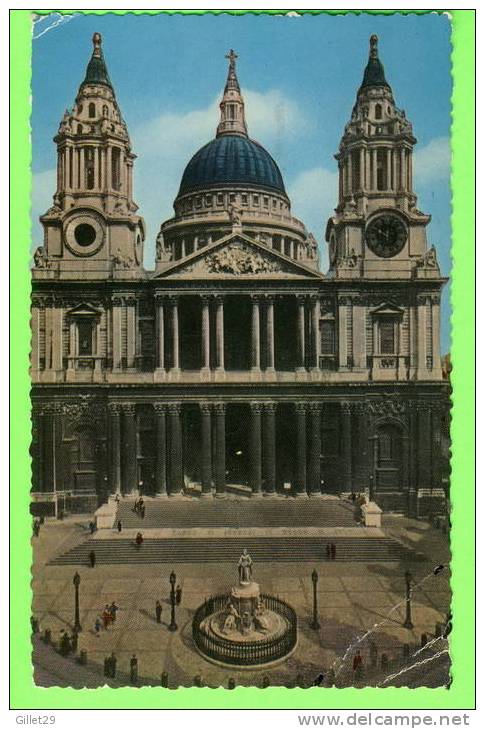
[135,532,143,549]
[155,600,162,624]
[117,520,122,533]
[89,549,96,568]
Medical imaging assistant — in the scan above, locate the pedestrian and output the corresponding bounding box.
[140,505,146,519]
[32,520,40,537]
[109,651,117,678]
[109,601,119,622]
[175,585,182,606]
[117,520,122,533]
[353,649,363,680]
[331,542,336,560]
[133,498,139,514]
[94,617,102,637]
[326,543,331,560]
[59,630,71,656]
[130,654,138,685]
[89,521,96,534]
[135,532,143,549]
[89,549,96,568]
[102,605,111,630]
[155,600,162,624]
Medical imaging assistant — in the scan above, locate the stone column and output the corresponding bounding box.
[79,147,85,189]
[353,404,369,493]
[251,296,261,371]
[263,402,277,495]
[417,405,432,491]
[266,297,275,372]
[311,296,320,371]
[155,295,165,372]
[400,148,406,190]
[359,147,366,190]
[407,405,419,517]
[416,295,428,377]
[347,155,353,194]
[121,404,137,496]
[213,403,226,497]
[341,402,353,493]
[106,146,112,191]
[201,296,211,372]
[199,404,213,496]
[170,297,180,372]
[111,297,122,371]
[126,299,136,369]
[249,402,263,496]
[431,295,441,373]
[386,148,392,190]
[338,299,348,369]
[168,403,183,495]
[308,403,322,496]
[108,403,122,496]
[297,296,306,371]
[372,148,378,190]
[295,403,308,497]
[215,296,225,372]
[154,404,167,497]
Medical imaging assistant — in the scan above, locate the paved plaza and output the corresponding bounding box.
[31,511,451,689]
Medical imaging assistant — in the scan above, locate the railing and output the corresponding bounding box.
[163,209,306,233]
[192,593,297,666]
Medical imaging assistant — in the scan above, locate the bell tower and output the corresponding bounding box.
[326,35,440,281]
[35,32,145,280]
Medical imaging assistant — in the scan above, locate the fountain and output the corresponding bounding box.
[192,549,297,667]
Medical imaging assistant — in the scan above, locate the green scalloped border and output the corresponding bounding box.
[10,8,475,710]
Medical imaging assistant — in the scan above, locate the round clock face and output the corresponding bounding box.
[365,215,407,258]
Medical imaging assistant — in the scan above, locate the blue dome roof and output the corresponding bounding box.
[178,135,287,197]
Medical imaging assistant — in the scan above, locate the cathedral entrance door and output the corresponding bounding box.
[225,404,250,487]
[375,424,402,492]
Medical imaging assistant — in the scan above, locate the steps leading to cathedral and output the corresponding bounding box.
[49,535,419,566]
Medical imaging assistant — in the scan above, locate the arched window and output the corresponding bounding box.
[88,102,95,118]
[375,103,382,119]
[376,148,387,190]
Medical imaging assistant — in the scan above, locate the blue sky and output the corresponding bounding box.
[31,11,452,351]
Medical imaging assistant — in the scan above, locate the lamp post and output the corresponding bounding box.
[169,570,178,632]
[73,571,82,633]
[403,570,414,629]
[368,435,378,502]
[310,569,320,630]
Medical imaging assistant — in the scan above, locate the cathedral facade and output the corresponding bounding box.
[30,34,449,517]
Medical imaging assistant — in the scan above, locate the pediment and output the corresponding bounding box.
[66,303,101,317]
[370,301,405,317]
[153,233,323,280]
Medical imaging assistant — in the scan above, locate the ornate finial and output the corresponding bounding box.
[226,49,238,69]
[369,34,378,58]
[92,32,102,57]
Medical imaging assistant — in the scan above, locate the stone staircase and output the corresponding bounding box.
[50,535,418,566]
[114,498,357,530]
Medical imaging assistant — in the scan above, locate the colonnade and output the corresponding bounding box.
[153,294,322,373]
[340,145,412,198]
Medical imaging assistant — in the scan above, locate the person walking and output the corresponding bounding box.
[155,600,162,624]
[94,617,102,637]
[130,654,138,685]
[102,605,111,630]
[140,505,146,519]
[175,585,182,606]
[109,601,119,623]
[117,520,122,533]
[89,550,96,568]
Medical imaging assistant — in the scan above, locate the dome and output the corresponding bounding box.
[177,135,287,198]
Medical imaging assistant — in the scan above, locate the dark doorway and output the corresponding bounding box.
[375,423,403,491]
[224,297,251,370]
[183,405,201,486]
[225,404,250,485]
[137,407,155,494]
[276,403,296,493]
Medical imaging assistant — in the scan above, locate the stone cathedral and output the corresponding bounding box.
[30,33,449,518]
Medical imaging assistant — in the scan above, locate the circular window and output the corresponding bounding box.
[74,223,97,247]
[64,214,104,256]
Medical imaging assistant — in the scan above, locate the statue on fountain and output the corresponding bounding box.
[237,548,253,584]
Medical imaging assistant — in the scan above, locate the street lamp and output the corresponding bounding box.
[310,569,320,630]
[73,571,82,633]
[168,570,178,632]
[403,569,414,629]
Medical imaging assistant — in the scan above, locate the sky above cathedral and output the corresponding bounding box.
[31,11,452,351]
